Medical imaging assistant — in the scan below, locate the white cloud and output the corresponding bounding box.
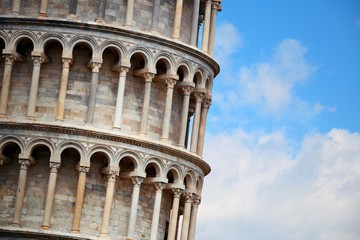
[197,128,360,240]
[213,38,336,121]
[239,39,316,113]
[214,21,243,66]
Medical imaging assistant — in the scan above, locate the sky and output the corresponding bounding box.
[196,1,360,239]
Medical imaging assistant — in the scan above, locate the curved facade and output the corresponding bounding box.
[0,0,221,239]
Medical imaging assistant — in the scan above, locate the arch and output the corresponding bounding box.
[154,52,176,74]
[193,67,206,88]
[176,59,193,82]
[0,31,9,50]
[9,31,37,51]
[144,157,165,179]
[87,145,115,168]
[183,169,196,193]
[99,40,126,61]
[127,46,153,69]
[68,35,98,58]
[165,164,183,185]
[0,136,25,155]
[205,74,213,95]
[38,33,67,54]
[195,175,204,195]
[25,138,55,160]
[56,141,86,164]
[116,150,143,175]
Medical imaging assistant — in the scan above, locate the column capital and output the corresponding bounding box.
[132,176,144,186]
[49,162,61,173]
[192,195,201,206]
[180,85,195,96]
[62,58,72,67]
[88,62,102,73]
[144,72,155,82]
[19,159,31,169]
[32,56,47,65]
[212,0,222,11]
[105,170,119,181]
[202,97,212,108]
[183,192,194,203]
[194,91,205,102]
[76,165,89,173]
[172,188,183,198]
[154,182,166,191]
[3,54,16,65]
[165,78,177,89]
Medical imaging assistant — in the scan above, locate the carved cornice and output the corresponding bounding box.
[0,122,211,175]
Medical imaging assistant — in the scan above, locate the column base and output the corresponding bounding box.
[11,222,21,228]
[67,14,77,20]
[38,13,47,18]
[71,229,80,233]
[95,18,106,25]
[41,225,50,229]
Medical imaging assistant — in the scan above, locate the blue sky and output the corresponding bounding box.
[197,1,360,239]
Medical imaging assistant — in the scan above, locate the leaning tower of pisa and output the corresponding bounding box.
[0,0,221,239]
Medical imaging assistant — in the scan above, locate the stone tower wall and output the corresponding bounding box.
[0,0,222,239]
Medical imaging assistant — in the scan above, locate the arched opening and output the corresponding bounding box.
[0,37,6,87]
[50,147,81,231]
[82,151,109,235]
[21,144,51,228]
[155,58,168,76]
[0,142,21,225]
[130,52,146,71]
[183,174,193,192]
[90,46,121,127]
[145,163,157,178]
[35,40,63,119]
[8,38,34,117]
[119,156,135,174]
[66,42,93,122]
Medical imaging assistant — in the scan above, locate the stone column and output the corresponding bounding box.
[201,0,212,52]
[113,66,129,129]
[180,192,193,240]
[208,1,221,57]
[139,73,155,136]
[56,58,72,120]
[190,0,200,46]
[172,0,184,39]
[86,62,101,124]
[190,92,204,153]
[41,162,61,229]
[100,170,118,236]
[149,182,166,240]
[178,85,194,147]
[12,0,20,14]
[0,54,16,115]
[71,165,89,233]
[126,176,144,240]
[125,0,135,26]
[39,0,48,17]
[161,78,177,142]
[27,56,46,119]
[68,0,78,16]
[12,159,31,227]
[167,188,183,240]
[96,0,107,24]
[151,0,160,32]
[197,97,211,157]
[188,196,201,240]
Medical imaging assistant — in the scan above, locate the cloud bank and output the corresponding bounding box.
[197,128,360,240]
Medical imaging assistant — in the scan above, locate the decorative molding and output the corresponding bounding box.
[0,122,211,175]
